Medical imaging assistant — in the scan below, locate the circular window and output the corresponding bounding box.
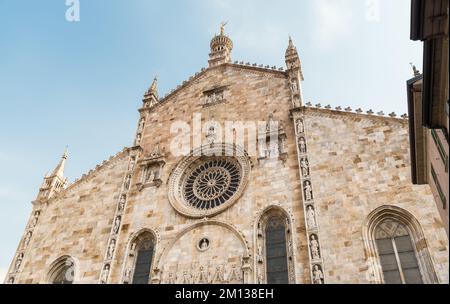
[183,158,241,210]
[168,144,250,218]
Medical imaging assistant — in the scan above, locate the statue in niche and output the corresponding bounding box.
[15,253,23,271]
[135,134,142,146]
[257,222,263,237]
[313,264,324,284]
[310,234,321,260]
[298,137,307,154]
[124,175,131,190]
[138,118,145,132]
[257,271,265,284]
[206,125,217,145]
[23,231,32,250]
[129,242,136,256]
[100,264,110,284]
[30,211,40,228]
[300,158,309,177]
[227,264,241,282]
[128,157,136,171]
[212,265,225,283]
[296,119,305,134]
[123,268,132,283]
[199,238,210,251]
[198,266,209,283]
[182,270,192,284]
[291,79,298,92]
[257,245,264,264]
[164,272,176,284]
[113,216,121,234]
[306,205,317,228]
[118,195,126,212]
[304,180,313,201]
[107,239,116,260]
[8,277,14,284]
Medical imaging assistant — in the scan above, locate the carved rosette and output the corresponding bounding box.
[293,113,325,284]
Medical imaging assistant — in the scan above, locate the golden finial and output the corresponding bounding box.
[220,21,228,35]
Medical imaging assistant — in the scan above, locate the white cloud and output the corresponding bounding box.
[312,0,355,48]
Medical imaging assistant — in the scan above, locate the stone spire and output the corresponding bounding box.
[208,22,233,67]
[143,76,159,108]
[285,36,304,107]
[35,148,69,201]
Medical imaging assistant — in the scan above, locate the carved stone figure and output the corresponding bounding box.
[23,231,32,249]
[300,158,309,177]
[165,272,175,284]
[128,157,136,171]
[257,245,264,264]
[306,205,317,228]
[199,238,209,251]
[257,222,263,237]
[100,264,110,284]
[138,118,145,132]
[118,195,126,212]
[107,239,116,260]
[123,268,132,283]
[30,211,40,227]
[182,270,192,284]
[310,235,321,260]
[298,137,307,154]
[124,175,131,190]
[313,264,324,284]
[113,216,121,234]
[198,265,209,283]
[206,125,217,145]
[15,253,23,271]
[227,264,241,282]
[212,265,225,283]
[291,80,298,92]
[8,277,14,284]
[287,240,293,258]
[304,181,313,201]
[129,242,136,256]
[296,119,304,134]
[135,134,142,146]
[257,272,265,284]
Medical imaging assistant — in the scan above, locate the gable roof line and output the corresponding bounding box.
[140,62,288,113]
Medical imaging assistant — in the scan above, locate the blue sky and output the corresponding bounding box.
[0,0,421,281]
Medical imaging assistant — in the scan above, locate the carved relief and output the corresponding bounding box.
[306,205,317,228]
[300,157,310,177]
[303,180,313,201]
[309,234,321,260]
[22,231,32,250]
[100,264,110,284]
[15,253,24,271]
[298,137,307,154]
[30,211,40,228]
[312,264,324,284]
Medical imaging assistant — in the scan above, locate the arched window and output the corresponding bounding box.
[265,215,289,284]
[130,232,155,284]
[375,220,422,284]
[363,206,438,284]
[47,256,75,284]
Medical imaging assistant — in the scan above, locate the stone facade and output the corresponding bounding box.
[5,29,449,284]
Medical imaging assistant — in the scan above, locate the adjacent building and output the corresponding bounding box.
[408,0,449,236]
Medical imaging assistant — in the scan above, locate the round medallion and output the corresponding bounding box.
[167,144,251,218]
[197,238,210,252]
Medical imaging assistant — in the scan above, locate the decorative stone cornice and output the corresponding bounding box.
[49,147,131,201]
[291,105,409,125]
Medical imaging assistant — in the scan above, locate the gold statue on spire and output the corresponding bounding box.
[220,21,228,35]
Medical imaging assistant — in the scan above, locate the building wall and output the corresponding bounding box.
[304,108,449,283]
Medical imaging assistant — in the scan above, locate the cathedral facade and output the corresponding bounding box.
[5,28,449,284]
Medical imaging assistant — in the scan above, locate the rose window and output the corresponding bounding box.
[183,158,241,210]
